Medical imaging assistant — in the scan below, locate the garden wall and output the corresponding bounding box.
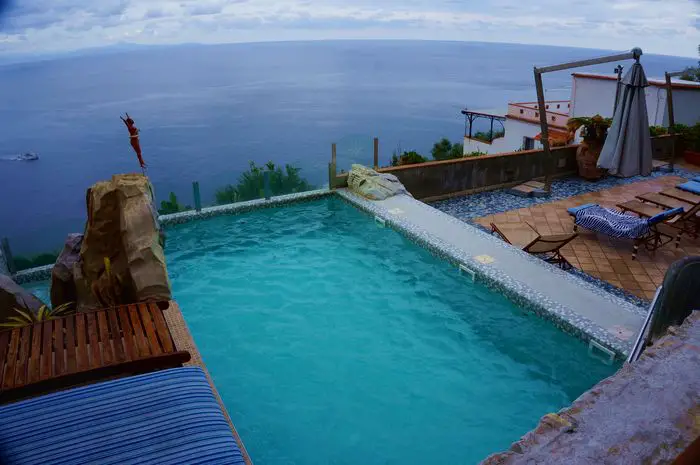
[333,145,578,201]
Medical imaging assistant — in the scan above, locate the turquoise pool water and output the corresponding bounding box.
[21,197,618,463]
[165,197,618,464]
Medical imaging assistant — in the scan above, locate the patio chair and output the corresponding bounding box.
[490,222,577,269]
[0,302,191,404]
[567,204,684,260]
[0,367,247,465]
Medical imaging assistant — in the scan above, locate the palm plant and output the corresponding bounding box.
[567,115,613,143]
[0,302,76,329]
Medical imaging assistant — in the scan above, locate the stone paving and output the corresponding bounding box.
[473,175,700,301]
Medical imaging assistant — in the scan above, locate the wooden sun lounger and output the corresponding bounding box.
[0,302,191,403]
[660,188,700,205]
[636,193,693,211]
[617,200,700,241]
[490,222,577,269]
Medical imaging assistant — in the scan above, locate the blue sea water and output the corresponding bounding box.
[0,40,694,255]
[165,197,619,465]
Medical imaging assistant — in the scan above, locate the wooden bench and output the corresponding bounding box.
[0,302,190,403]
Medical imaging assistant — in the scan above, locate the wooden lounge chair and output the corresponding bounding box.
[0,302,191,403]
[660,187,700,205]
[617,199,700,240]
[568,204,683,260]
[490,222,577,269]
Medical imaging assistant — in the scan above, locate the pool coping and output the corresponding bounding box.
[335,189,645,359]
[16,187,642,358]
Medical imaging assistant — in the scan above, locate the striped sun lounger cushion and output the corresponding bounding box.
[678,181,700,195]
[0,367,245,465]
[572,205,651,239]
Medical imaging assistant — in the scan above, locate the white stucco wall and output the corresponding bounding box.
[463,118,544,155]
[571,76,700,127]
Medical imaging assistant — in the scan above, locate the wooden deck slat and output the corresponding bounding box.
[138,303,162,355]
[661,188,700,205]
[14,327,31,386]
[107,309,126,363]
[86,313,101,369]
[1,303,190,402]
[0,331,10,386]
[97,311,114,366]
[149,303,175,353]
[65,315,77,374]
[27,323,42,383]
[53,318,65,376]
[117,307,137,362]
[128,304,150,358]
[2,330,20,389]
[75,313,89,372]
[39,320,53,381]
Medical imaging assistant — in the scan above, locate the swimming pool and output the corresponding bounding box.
[165,197,618,464]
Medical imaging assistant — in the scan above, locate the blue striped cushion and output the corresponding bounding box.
[574,205,650,239]
[678,181,700,195]
[0,367,245,465]
[692,176,700,183]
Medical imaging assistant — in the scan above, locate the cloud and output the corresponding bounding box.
[0,0,698,57]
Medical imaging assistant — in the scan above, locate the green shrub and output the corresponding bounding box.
[431,138,464,160]
[390,151,428,166]
[158,192,191,215]
[649,125,668,137]
[215,161,312,204]
[464,149,487,157]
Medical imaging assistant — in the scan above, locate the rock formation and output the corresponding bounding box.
[72,174,171,311]
[50,233,83,308]
[347,164,411,200]
[0,274,44,326]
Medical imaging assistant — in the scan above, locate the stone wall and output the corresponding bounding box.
[332,145,578,201]
[480,311,700,465]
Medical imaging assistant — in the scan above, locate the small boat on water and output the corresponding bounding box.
[1,152,39,161]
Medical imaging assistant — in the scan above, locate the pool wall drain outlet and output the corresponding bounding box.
[459,264,476,282]
[374,216,387,227]
[588,340,615,365]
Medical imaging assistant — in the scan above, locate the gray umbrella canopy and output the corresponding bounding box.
[597,62,653,177]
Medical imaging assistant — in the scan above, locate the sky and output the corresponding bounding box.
[0,0,698,57]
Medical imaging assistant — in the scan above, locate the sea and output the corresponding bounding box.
[0,40,694,256]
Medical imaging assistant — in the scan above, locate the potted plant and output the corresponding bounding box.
[567,115,612,180]
[682,123,700,166]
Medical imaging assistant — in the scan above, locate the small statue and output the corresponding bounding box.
[120,113,146,169]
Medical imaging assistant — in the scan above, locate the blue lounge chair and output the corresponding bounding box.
[568,204,684,260]
[0,367,246,465]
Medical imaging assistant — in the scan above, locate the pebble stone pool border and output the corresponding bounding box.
[14,187,644,358]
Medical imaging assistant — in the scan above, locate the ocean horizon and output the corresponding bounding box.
[0,40,695,256]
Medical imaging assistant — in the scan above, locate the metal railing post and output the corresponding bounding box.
[192,181,202,212]
[373,137,379,169]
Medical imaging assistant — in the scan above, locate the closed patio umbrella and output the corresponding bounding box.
[597,61,652,177]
